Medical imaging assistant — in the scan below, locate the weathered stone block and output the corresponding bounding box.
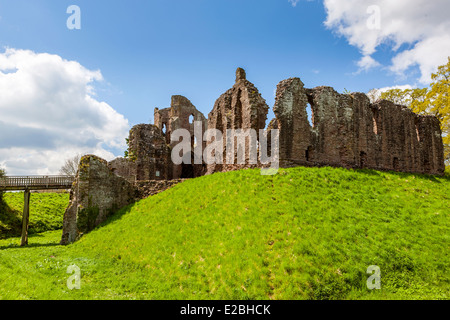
[60,155,137,245]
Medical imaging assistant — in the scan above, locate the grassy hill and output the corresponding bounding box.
[0,192,69,239]
[0,167,448,300]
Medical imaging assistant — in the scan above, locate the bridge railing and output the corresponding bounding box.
[0,176,75,190]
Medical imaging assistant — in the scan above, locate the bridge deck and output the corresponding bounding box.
[0,176,75,191]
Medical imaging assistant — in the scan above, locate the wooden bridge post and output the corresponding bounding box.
[20,189,31,246]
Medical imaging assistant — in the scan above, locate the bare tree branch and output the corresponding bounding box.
[59,154,82,176]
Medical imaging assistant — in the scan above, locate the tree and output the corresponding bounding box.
[59,154,82,176]
[426,59,450,167]
[367,88,381,104]
[377,58,450,167]
[379,88,429,109]
[0,167,5,202]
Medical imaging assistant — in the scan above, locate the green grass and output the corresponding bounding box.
[0,167,449,300]
[0,192,70,239]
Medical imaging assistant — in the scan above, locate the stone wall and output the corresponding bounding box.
[116,69,444,177]
[61,156,189,244]
[60,69,446,245]
[132,124,172,180]
[206,68,269,174]
[135,179,186,199]
[271,77,445,175]
[108,157,136,183]
[108,125,172,182]
[60,155,137,245]
[154,95,208,179]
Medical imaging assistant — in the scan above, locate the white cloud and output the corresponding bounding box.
[0,48,129,175]
[356,55,381,73]
[367,84,413,103]
[289,0,315,7]
[322,0,450,83]
[377,84,414,92]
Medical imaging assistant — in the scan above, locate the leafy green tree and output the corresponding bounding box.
[0,167,5,202]
[378,58,450,168]
[380,88,428,109]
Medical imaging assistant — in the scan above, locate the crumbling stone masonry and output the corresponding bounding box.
[108,157,136,183]
[60,155,137,245]
[109,95,208,181]
[61,155,185,244]
[61,68,446,244]
[109,124,172,181]
[128,124,173,180]
[109,69,445,178]
[135,179,186,199]
[154,95,208,179]
[270,77,445,175]
[206,68,269,174]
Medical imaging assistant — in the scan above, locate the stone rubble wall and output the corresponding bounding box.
[206,68,269,174]
[60,155,137,245]
[154,95,208,179]
[108,124,173,182]
[135,179,186,199]
[61,155,187,244]
[61,68,446,244]
[271,78,445,175]
[109,69,445,179]
[108,157,136,183]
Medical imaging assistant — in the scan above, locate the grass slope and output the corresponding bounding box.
[0,192,69,239]
[0,167,449,300]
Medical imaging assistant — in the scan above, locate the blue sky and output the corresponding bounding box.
[0,0,397,123]
[1,0,449,174]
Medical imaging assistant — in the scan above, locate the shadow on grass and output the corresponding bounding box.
[2,202,140,249]
[0,231,62,250]
[64,202,139,245]
[0,241,61,250]
[352,167,450,183]
[96,202,138,230]
[287,163,449,183]
[0,194,22,240]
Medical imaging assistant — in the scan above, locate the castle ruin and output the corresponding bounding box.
[111,68,445,178]
[61,68,446,244]
[271,78,444,174]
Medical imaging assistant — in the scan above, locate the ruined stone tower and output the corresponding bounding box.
[206,68,269,174]
[108,124,172,181]
[109,95,208,181]
[154,95,208,179]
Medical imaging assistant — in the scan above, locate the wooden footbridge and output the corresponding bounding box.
[0,176,74,246]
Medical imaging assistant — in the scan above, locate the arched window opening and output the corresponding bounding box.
[393,157,399,170]
[306,103,314,128]
[305,146,313,162]
[373,116,378,135]
[360,151,367,169]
